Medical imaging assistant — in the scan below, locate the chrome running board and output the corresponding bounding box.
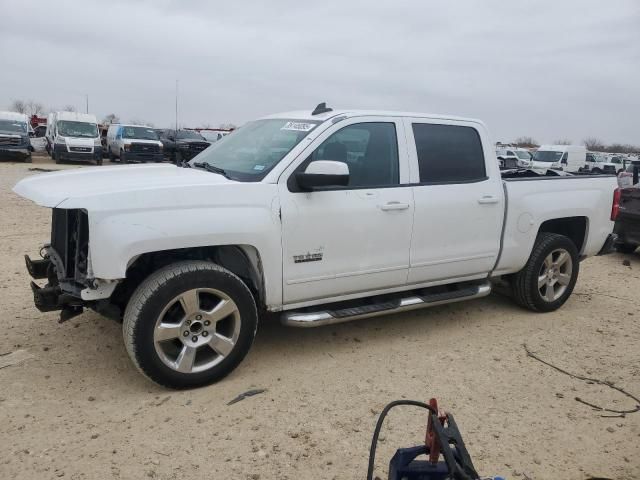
[281,281,491,328]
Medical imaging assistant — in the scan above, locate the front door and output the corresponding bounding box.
[279,118,414,305]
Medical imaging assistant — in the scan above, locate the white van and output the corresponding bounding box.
[50,111,102,165]
[106,124,163,163]
[531,145,586,172]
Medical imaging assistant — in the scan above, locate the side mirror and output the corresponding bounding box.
[295,160,349,191]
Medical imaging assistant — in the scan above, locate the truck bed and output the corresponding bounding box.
[493,173,618,276]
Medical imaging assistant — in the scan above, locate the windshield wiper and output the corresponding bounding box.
[193,162,231,179]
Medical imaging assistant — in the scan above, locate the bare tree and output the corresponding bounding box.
[102,113,120,124]
[513,136,538,148]
[553,138,572,145]
[63,105,76,112]
[9,99,27,114]
[219,123,237,130]
[583,137,604,151]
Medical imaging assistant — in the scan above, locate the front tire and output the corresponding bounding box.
[511,233,579,312]
[123,261,258,389]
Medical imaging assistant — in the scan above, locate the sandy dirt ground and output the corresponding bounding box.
[1,155,639,480]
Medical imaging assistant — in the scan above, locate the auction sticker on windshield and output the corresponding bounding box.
[281,121,315,132]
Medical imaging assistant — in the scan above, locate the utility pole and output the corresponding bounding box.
[85,94,89,114]
[175,80,179,134]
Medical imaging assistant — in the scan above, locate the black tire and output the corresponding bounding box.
[616,243,637,254]
[123,261,258,389]
[511,233,579,312]
[53,151,61,164]
[108,148,116,162]
[96,157,103,166]
[24,154,32,163]
[120,150,127,163]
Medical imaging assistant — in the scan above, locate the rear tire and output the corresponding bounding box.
[511,233,579,312]
[123,261,258,389]
[24,154,32,163]
[616,243,637,254]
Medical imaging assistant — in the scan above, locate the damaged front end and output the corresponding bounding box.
[26,208,106,322]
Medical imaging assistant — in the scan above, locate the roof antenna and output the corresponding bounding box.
[312,102,333,115]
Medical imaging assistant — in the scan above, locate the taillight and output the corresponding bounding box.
[611,188,621,221]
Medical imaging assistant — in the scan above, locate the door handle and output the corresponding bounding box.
[380,202,410,211]
[477,195,500,205]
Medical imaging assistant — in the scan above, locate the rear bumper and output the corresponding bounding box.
[597,233,618,255]
[614,218,640,247]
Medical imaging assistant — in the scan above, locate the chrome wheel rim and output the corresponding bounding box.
[153,288,241,374]
[538,248,573,302]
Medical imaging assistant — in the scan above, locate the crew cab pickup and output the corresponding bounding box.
[14,105,618,389]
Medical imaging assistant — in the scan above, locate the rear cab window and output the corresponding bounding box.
[409,122,487,184]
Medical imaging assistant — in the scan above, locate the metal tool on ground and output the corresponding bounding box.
[367,398,504,480]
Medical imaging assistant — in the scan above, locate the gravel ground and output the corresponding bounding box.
[1,155,639,480]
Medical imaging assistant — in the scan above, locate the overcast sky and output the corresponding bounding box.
[1,0,638,144]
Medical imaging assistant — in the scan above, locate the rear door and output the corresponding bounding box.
[403,119,504,284]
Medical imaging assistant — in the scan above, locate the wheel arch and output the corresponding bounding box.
[110,244,266,319]
[537,216,588,254]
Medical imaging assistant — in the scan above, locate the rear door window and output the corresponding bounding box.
[412,123,486,183]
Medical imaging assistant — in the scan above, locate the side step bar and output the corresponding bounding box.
[282,282,492,328]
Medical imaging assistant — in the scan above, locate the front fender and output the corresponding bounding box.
[83,195,283,307]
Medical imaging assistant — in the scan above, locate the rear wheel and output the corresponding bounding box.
[123,261,258,389]
[108,148,116,162]
[24,154,32,163]
[511,233,579,312]
[120,150,127,163]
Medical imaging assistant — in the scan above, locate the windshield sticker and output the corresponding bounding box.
[253,165,265,171]
[281,121,315,132]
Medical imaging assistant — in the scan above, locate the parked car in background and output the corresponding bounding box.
[584,152,617,174]
[158,129,210,163]
[0,111,31,162]
[198,129,231,144]
[617,160,640,188]
[531,145,586,172]
[15,106,618,388]
[613,163,640,253]
[30,124,48,153]
[496,147,532,168]
[106,124,164,163]
[49,112,103,165]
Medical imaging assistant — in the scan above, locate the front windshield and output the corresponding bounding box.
[190,119,321,181]
[176,130,205,140]
[533,150,563,162]
[57,120,98,138]
[0,119,27,134]
[515,150,531,160]
[122,126,159,140]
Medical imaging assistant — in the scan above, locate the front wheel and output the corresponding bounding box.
[123,261,258,389]
[511,233,579,312]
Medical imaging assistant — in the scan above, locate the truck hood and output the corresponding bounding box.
[13,164,236,208]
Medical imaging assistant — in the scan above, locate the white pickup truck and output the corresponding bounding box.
[14,105,618,389]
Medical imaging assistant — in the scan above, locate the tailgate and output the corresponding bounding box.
[618,187,640,222]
